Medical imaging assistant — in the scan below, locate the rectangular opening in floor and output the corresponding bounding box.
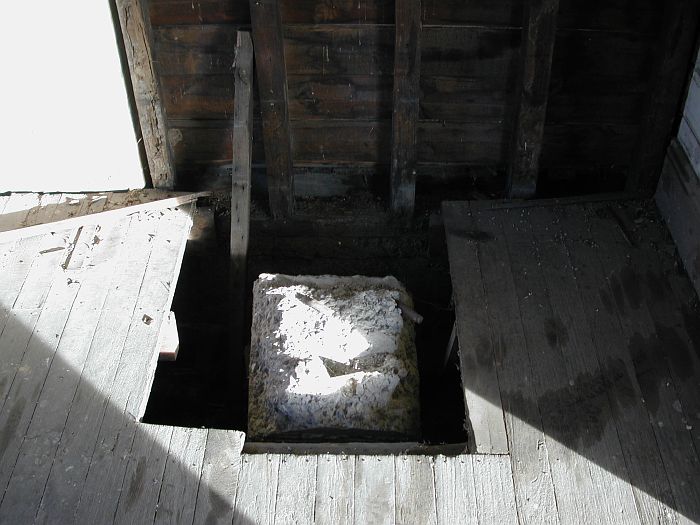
[142,199,469,453]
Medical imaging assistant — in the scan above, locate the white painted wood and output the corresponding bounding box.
[395,456,437,525]
[353,456,395,525]
[155,426,208,525]
[434,456,478,525]
[275,455,318,525]
[472,455,518,525]
[314,455,355,525]
[193,429,245,525]
[234,454,280,525]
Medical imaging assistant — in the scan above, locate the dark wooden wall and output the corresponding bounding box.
[148,0,675,196]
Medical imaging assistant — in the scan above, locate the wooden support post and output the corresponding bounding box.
[249,0,294,219]
[390,0,422,215]
[231,31,254,350]
[626,0,700,195]
[113,0,176,190]
[507,0,560,199]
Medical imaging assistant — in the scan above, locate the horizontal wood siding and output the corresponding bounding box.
[148,0,668,193]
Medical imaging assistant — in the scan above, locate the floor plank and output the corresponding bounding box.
[193,429,245,525]
[353,456,395,525]
[395,456,437,525]
[314,455,355,525]
[154,426,208,525]
[113,423,174,524]
[275,455,318,525]
[585,202,700,524]
[0,218,130,523]
[234,454,281,525]
[560,204,679,524]
[35,214,162,524]
[472,455,518,525]
[442,202,508,454]
[75,208,193,523]
[468,206,560,525]
[525,206,641,525]
[434,455,478,525]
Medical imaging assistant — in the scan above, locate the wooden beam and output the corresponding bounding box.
[113,0,176,189]
[507,0,560,199]
[390,0,422,215]
[626,0,700,195]
[230,31,254,349]
[249,0,294,219]
[0,192,207,244]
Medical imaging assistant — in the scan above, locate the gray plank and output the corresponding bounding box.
[585,202,700,524]
[234,453,280,525]
[353,456,395,525]
[478,206,587,525]
[35,213,163,524]
[525,205,641,525]
[395,456,437,525]
[314,455,355,525]
[74,207,193,523]
[193,429,245,525]
[274,454,318,525]
[113,423,174,524]
[154,426,208,525]
[0,219,131,522]
[559,203,679,524]
[472,455,518,525]
[442,201,508,454]
[0,271,80,499]
[465,205,559,525]
[434,455,477,525]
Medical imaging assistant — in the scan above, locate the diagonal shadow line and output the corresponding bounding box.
[0,213,256,524]
[448,200,700,524]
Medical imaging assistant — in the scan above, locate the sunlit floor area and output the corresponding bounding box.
[0,191,699,524]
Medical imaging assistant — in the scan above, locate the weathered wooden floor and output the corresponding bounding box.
[445,198,700,525]
[1,192,699,524]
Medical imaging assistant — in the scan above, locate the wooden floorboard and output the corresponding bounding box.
[560,205,678,524]
[353,456,396,525]
[395,456,438,525]
[314,455,355,525]
[442,202,508,454]
[1,192,699,524]
[526,206,641,524]
[467,206,559,525]
[193,429,245,525]
[155,426,208,525]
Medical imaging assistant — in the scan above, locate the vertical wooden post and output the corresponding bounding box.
[249,0,294,219]
[626,0,700,195]
[230,31,254,351]
[507,0,560,199]
[113,0,176,189]
[390,0,422,215]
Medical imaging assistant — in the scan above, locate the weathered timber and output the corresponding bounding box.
[390,0,421,214]
[230,31,253,353]
[249,0,294,218]
[626,0,700,195]
[114,0,175,189]
[507,0,560,198]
